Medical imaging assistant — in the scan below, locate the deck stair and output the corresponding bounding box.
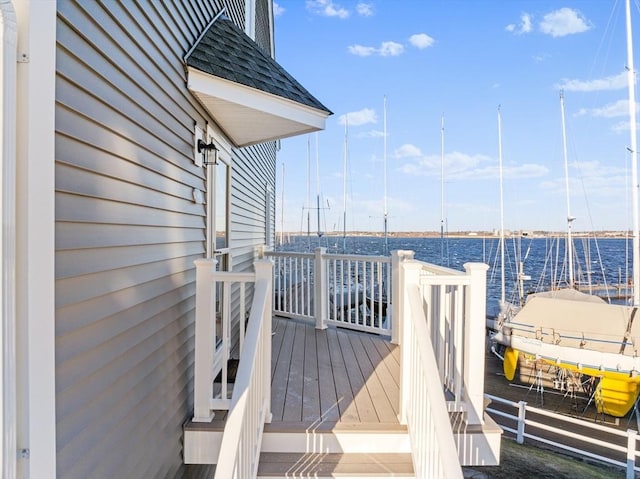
[258,420,415,477]
[256,452,414,478]
[184,254,501,477]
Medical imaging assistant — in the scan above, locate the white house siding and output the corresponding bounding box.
[54,1,275,478]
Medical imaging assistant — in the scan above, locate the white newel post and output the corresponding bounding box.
[463,262,489,426]
[193,258,218,422]
[398,259,421,425]
[391,250,414,345]
[254,258,273,423]
[314,247,327,330]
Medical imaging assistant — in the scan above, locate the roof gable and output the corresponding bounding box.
[185,13,331,147]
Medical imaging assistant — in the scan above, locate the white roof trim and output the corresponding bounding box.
[187,67,329,147]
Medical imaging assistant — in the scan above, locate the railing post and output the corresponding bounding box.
[314,247,327,330]
[398,259,421,425]
[254,258,273,423]
[391,250,414,345]
[463,262,489,425]
[627,429,637,479]
[193,258,218,422]
[516,400,527,444]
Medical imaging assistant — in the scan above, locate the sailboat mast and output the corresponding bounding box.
[560,91,575,288]
[280,162,285,247]
[441,114,445,264]
[626,0,640,307]
[383,96,388,255]
[343,116,348,252]
[306,136,312,250]
[498,106,506,306]
[315,132,322,241]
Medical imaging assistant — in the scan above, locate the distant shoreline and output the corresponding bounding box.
[281,231,632,239]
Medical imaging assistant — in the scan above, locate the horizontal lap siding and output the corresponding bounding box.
[52,1,252,478]
[231,143,276,271]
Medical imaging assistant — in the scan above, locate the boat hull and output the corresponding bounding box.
[502,346,640,417]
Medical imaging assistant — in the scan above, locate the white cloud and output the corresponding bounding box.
[357,129,385,139]
[273,2,285,16]
[540,161,627,197]
[380,41,404,56]
[338,108,377,126]
[399,151,548,180]
[394,144,422,158]
[409,33,435,49]
[306,0,349,19]
[576,99,630,118]
[610,120,640,133]
[557,72,627,92]
[356,2,373,16]
[506,13,533,35]
[348,44,377,56]
[348,41,404,57]
[533,52,550,63]
[540,8,591,37]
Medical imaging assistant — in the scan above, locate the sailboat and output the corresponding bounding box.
[487,106,528,332]
[492,0,640,418]
[364,97,390,318]
[329,118,364,312]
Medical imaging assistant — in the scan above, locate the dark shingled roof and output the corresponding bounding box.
[185,15,332,115]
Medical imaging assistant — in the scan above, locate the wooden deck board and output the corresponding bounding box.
[283,322,306,421]
[270,315,286,379]
[302,321,321,421]
[271,317,400,425]
[336,328,379,422]
[360,335,400,414]
[271,317,400,424]
[271,319,297,421]
[348,334,397,422]
[326,328,360,422]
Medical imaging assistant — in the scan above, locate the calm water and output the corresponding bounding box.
[277,234,634,316]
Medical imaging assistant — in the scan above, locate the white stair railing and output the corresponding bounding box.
[418,261,488,423]
[213,259,273,479]
[398,261,464,479]
[395,256,488,476]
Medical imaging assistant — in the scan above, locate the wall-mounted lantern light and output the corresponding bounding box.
[197,139,218,166]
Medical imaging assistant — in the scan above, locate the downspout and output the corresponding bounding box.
[0,1,17,478]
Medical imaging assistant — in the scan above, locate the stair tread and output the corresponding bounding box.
[257,452,414,477]
[263,421,408,433]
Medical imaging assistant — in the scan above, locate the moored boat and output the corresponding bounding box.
[491,0,640,418]
[492,289,640,416]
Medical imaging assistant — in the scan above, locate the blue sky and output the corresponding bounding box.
[272,1,639,233]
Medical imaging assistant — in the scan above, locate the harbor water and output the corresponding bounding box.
[276,234,634,317]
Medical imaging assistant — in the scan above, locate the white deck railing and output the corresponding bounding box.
[394,253,488,475]
[213,260,273,479]
[264,247,390,335]
[192,258,271,422]
[189,247,493,473]
[486,394,639,478]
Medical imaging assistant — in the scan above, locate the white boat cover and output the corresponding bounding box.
[525,288,607,304]
[507,289,638,356]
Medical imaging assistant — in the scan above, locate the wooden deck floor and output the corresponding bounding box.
[270,316,401,425]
